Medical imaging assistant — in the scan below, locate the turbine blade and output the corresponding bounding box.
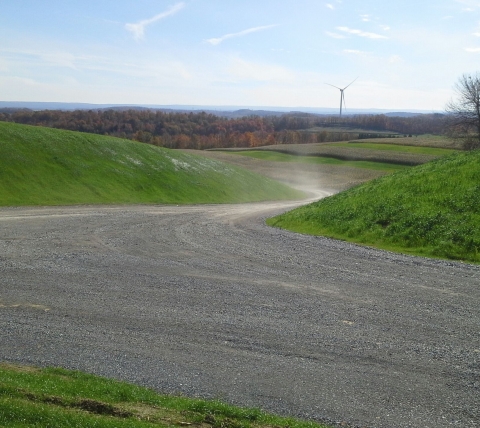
[325,83,342,90]
[343,76,358,90]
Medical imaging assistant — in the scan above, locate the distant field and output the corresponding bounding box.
[229,150,408,172]
[217,142,444,166]
[350,134,461,149]
[329,142,455,156]
[0,122,302,206]
[304,126,399,136]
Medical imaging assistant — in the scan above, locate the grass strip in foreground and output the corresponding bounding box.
[267,150,480,263]
[0,363,331,428]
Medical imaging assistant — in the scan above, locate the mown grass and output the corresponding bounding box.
[0,363,331,428]
[267,150,480,263]
[227,150,408,172]
[0,122,302,206]
[329,142,455,156]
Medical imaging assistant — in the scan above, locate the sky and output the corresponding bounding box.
[1,0,480,111]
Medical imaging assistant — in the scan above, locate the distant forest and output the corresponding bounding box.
[0,109,446,149]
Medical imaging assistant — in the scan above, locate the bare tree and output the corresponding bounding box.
[445,72,480,149]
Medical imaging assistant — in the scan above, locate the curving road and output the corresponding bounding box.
[0,199,479,428]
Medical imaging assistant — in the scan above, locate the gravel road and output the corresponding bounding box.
[1,199,479,428]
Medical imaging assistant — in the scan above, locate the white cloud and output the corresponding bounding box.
[336,27,388,39]
[125,2,185,41]
[206,25,278,46]
[464,47,480,52]
[360,14,371,22]
[40,52,77,69]
[0,76,38,87]
[325,31,347,39]
[326,4,335,10]
[0,57,9,72]
[380,25,390,31]
[343,49,369,56]
[474,32,480,36]
[389,55,403,64]
[455,0,480,10]
[456,0,480,5]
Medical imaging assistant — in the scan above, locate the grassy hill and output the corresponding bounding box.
[267,150,480,263]
[0,122,302,206]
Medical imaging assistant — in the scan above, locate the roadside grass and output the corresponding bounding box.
[329,142,455,156]
[0,122,302,206]
[226,150,407,172]
[0,363,331,428]
[267,150,480,263]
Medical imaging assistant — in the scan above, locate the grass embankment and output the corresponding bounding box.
[0,363,330,428]
[0,122,302,206]
[268,150,480,263]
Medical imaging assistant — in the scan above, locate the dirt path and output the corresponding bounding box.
[0,199,479,428]
[181,149,386,193]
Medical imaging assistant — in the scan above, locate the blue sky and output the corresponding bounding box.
[1,0,480,110]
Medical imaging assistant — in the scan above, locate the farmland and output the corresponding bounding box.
[1,119,478,428]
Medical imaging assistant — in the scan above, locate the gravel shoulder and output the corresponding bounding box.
[0,198,479,428]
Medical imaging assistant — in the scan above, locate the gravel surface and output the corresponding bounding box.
[1,199,479,428]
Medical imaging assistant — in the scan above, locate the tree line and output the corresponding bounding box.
[0,108,446,150]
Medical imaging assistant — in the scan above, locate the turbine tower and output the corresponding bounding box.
[325,77,358,117]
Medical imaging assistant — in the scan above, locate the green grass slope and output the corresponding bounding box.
[0,122,302,206]
[268,150,480,263]
[0,363,330,428]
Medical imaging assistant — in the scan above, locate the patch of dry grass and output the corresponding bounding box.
[218,144,439,166]
[350,135,460,149]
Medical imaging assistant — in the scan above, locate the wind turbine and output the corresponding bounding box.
[325,77,358,117]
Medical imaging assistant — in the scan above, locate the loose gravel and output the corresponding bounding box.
[0,200,479,428]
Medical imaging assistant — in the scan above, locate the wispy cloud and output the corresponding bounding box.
[360,14,371,22]
[336,26,388,39]
[389,55,403,64]
[325,31,347,39]
[464,47,480,52]
[380,25,390,31]
[455,0,480,11]
[125,2,185,41]
[206,25,278,46]
[326,4,335,10]
[343,49,369,56]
